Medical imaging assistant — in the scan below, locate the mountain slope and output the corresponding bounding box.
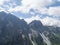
[0,12,60,45]
[29,20,60,45]
[0,12,44,45]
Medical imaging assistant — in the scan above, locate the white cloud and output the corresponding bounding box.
[47,6,60,16]
[8,0,53,13]
[24,15,41,24]
[38,8,48,14]
[0,0,60,16]
[0,0,10,5]
[0,0,11,12]
[41,17,60,27]
[38,6,60,16]
[0,0,60,27]
[8,0,60,17]
[8,6,31,13]
[21,0,53,8]
[0,7,5,12]
[0,7,10,13]
[24,16,60,27]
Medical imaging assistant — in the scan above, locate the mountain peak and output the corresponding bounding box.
[29,20,43,32]
[0,12,60,45]
[29,20,43,27]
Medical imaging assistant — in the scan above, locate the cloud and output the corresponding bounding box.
[24,15,41,24]
[8,0,53,13]
[8,0,60,16]
[41,17,60,27]
[24,16,60,27]
[21,0,53,8]
[37,6,60,16]
[0,7,5,12]
[0,0,60,16]
[48,6,60,16]
[8,6,31,13]
[0,0,60,27]
[0,0,10,5]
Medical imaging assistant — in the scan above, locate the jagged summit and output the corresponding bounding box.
[29,20,44,32]
[29,20,43,26]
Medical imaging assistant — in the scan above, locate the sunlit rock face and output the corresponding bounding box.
[0,12,60,45]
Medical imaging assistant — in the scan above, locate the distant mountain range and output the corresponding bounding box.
[0,11,60,45]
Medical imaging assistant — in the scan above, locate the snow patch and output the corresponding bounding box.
[29,34,37,45]
[40,33,51,45]
[22,34,25,39]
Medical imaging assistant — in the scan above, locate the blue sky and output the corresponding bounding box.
[0,0,60,26]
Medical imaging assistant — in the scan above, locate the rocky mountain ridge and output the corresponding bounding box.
[0,12,60,45]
